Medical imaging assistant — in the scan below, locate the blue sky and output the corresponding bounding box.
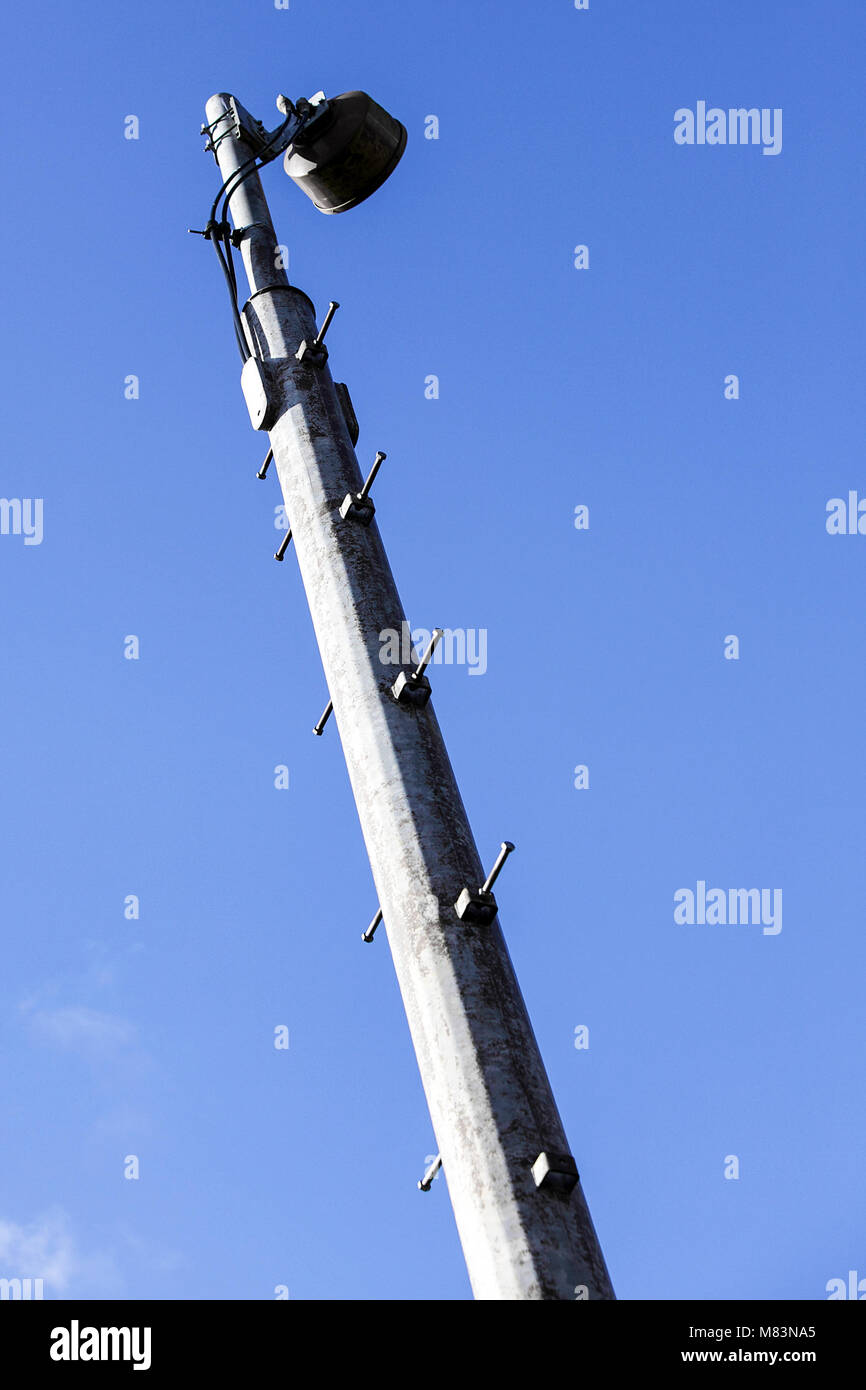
[1,0,863,1300]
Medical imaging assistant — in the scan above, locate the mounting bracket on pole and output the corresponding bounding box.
[241,356,279,430]
[220,96,277,154]
[205,93,316,159]
[531,1151,579,1195]
[454,841,515,926]
[340,451,385,526]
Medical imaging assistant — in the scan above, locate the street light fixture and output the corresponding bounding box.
[282,90,407,213]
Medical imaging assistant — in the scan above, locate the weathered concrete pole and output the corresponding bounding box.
[204,92,614,1301]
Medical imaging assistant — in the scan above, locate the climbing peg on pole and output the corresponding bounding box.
[390,628,442,708]
[362,907,382,943]
[274,529,293,561]
[296,300,339,366]
[454,841,516,926]
[340,450,386,525]
[313,698,333,736]
[418,1154,442,1191]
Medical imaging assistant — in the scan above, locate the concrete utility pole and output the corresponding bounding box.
[202,90,614,1301]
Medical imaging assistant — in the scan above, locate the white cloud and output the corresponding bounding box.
[0,1210,121,1296]
[23,1006,137,1056]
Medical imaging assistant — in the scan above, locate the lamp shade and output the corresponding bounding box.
[283,91,406,214]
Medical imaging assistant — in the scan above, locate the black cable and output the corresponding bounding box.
[209,108,296,229]
[209,109,300,361]
[197,101,313,365]
[211,230,250,360]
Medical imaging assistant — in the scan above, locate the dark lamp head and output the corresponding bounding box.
[284,91,407,214]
